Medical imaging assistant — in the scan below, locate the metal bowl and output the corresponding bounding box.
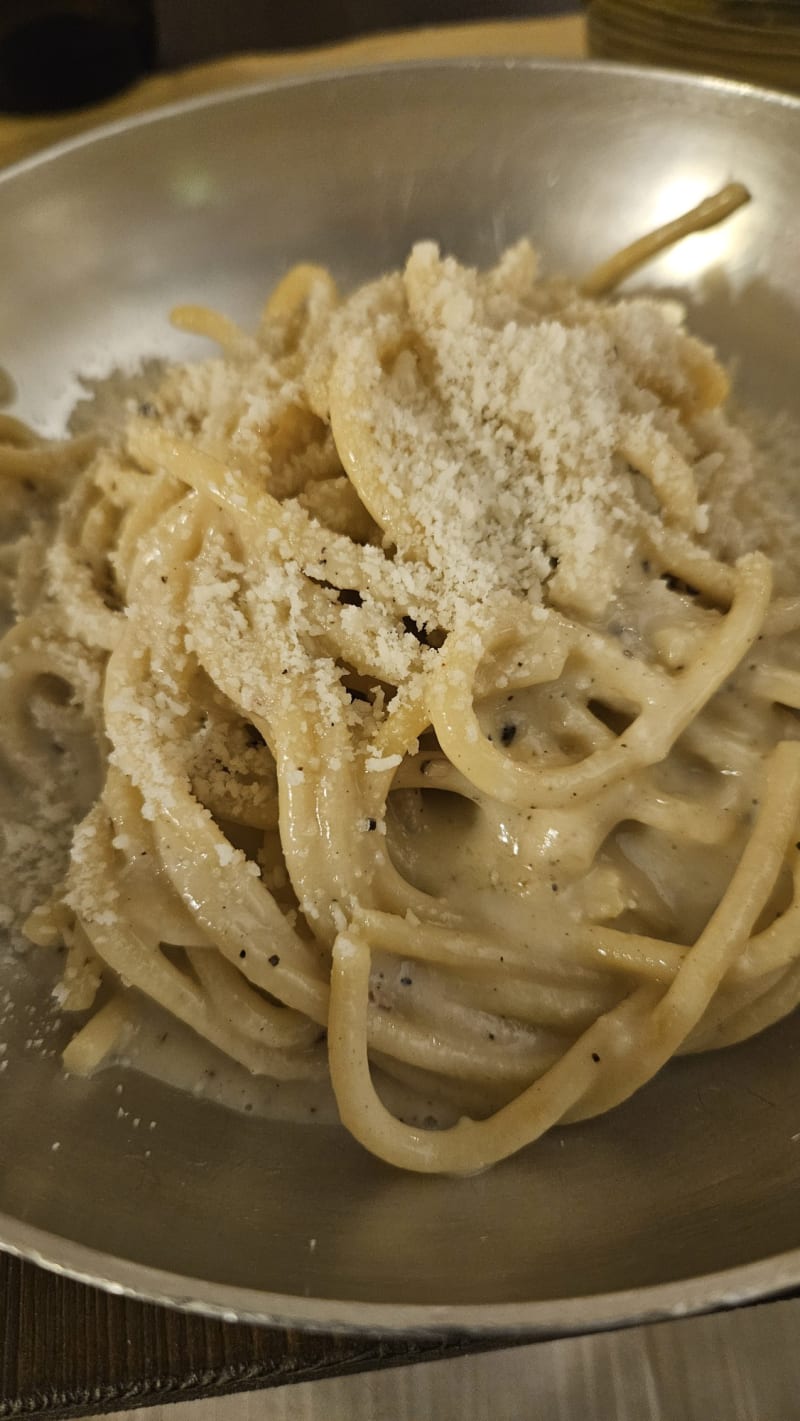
[2,60,800,1334]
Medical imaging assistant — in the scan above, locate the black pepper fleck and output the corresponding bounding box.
[268,954,280,967]
[500,722,517,746]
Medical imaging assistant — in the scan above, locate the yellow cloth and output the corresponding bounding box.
[0,15,585,170]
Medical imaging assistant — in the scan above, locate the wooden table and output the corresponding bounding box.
[0,16,584,1417]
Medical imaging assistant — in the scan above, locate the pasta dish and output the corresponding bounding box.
[3,184,800,1175]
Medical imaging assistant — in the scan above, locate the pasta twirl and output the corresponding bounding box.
[4,190,800,1174]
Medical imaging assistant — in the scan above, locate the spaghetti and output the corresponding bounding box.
[3,186,800,1174]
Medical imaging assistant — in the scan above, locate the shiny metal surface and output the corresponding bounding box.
[1,60,800,1333]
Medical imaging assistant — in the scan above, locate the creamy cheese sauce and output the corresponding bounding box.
[3,227,800,1176]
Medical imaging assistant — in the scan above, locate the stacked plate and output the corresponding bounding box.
[587,0,800,92]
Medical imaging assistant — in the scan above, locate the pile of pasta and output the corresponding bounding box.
[3,187,800,1174]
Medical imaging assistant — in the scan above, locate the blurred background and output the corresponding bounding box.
[0,0,577,112]
[0,2,798,116]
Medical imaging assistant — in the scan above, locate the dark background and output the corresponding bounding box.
[0,0,575,112]
[155,0,576,64]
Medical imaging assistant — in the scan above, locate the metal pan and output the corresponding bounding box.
[1,59,799,1333]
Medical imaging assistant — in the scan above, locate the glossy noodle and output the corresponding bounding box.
[4,186,800,1174]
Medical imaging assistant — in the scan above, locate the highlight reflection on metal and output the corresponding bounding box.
[171,165,217,209]
[1,61,799,1333]
[644,174,745,285]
